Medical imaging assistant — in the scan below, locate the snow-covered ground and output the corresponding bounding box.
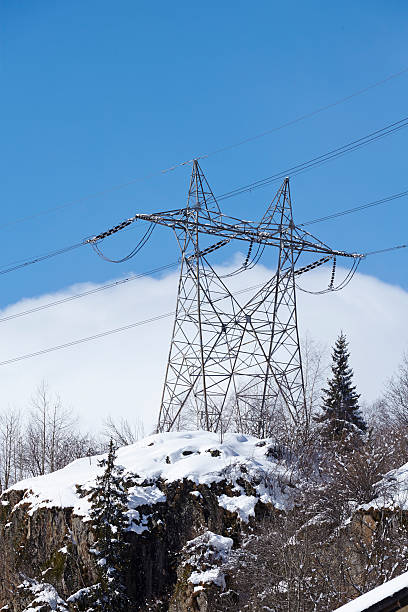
[3,430,294,524]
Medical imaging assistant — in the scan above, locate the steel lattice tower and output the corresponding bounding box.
[152,162,359,433]
[89,160,362,434]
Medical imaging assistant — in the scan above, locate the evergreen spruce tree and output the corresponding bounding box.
[317,332,366,440]
[83,439,132,611]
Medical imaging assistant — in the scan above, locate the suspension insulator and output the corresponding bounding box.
[329,256,337,289]
[186,239,230,261]
[87,218,136,243]
[294,256,331,277]
[243,240,254,267]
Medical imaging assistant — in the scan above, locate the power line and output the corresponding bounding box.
[197,65,408,160]
[0,236,404,327]
[0,262,179,324]
[0,216,144,274]
[0,241,85,277]
[2,65,408,231]
[1,180,406,283]
[363,244,407,256]
[299,189,408,226]
[87,115,408,246]
[88,116,408,250]
[2,115,408,280]
[0,281,268,366]
[215,116,408,202]
[0,246,403,368]
[0,312,176,367]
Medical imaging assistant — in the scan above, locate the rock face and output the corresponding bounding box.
[0,431,292,611]
[0,481,242,610]
[0,490,97,609]
[168,531,234,612]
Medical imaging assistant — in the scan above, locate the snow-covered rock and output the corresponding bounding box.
[17,578,68,612]
[0,430,294,611]
[169,530,234,611]
[362,460,408,512]
[5,430,294,522]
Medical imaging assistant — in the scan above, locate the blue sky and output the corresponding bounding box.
[1,2,407,307]
[0,1,408,424]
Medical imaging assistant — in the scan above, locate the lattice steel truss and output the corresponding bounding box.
[89,160,363,433]
[130,161,360,433]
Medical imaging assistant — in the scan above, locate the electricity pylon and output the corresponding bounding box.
[89,160,362,434]
[157,169,308,432]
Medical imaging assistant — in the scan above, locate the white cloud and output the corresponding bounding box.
[0,261,406,433]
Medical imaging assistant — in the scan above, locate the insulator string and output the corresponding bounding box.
[296,257,362,295]
[329,256,337,289]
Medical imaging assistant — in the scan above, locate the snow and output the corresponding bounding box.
[217,493,258,522]
[184,530,233,592]
[19,580,68,611]
[128,484,165,507]
[127,510,151,534]
[364,461,408,512]
[334,570,408,611]
[67,586,94,603]
[190,490,202,498]
[4,430,294,523]
[184,531,233,566]
[189,568,226,589]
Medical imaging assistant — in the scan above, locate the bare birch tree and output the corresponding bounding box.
[0,409,21,491]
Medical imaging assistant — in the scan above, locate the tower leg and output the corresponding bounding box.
[157,167,306,434]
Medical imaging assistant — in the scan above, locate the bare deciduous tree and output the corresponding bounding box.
[384,353,408,427]
[0,409,21,492]
[302,335,328,432]
[24,381,76,477]
[102,415,145,447]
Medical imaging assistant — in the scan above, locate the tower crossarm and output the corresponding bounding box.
[88,202,363,260]
[131,211,364,259]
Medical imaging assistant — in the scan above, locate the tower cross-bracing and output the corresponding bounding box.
[126,161,362,433]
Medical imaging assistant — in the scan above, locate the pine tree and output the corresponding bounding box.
[317,332,366,440]
[82,439,132,611]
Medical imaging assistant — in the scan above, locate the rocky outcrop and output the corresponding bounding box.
[4,431,408,611]
[1,489,96,607]
[1,480,267,611]
[168,530,234,612]
[0,431,289,611]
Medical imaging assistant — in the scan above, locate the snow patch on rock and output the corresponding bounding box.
[4,430,296,523]
[363,462,408,512]
[18,579,68,611]
[217,493,258,522]
[189,567,226,589]
[183,531,233,567]
[183,530,233,592]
